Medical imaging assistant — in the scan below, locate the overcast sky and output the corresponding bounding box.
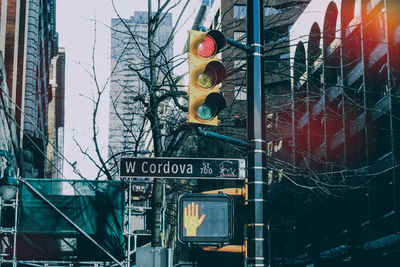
[57,0,151,179]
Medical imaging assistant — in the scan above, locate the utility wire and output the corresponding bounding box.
[0,86,86,179]
[2,104,66,179]
[1,88,106,197]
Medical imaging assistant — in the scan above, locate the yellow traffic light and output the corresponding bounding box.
[187,30,227,126]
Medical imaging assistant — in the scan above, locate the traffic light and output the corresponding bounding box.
[177,193,234,245]
[187,30,227,126]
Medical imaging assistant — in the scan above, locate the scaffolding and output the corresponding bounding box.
[0,193,18,267]
[0,178,154,267]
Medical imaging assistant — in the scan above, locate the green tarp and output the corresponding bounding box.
[18,179,125,261]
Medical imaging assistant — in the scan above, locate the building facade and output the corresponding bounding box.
[266,0,400,266]
[0,0,61,178]
[22,0,59,178]
[0,53,19,164]
[46,47,65,178]
[1,0,62,263]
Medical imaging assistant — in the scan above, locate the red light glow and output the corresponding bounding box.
[198,35,216,58]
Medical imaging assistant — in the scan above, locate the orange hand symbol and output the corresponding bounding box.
[183,202,206,237]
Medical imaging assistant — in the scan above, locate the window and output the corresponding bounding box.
[234,5,246,19]
[202,0,215,6]
[265,25,289,43]
[282,3,308,12]
[158,104,168,114]
[280,53,290,60]
[264,7,279,16]
[188,136,197,148]
[234,31,246,44]
[234,60,246,71]
[235,86,246,100]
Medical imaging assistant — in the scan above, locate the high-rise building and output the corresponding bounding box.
[108,11,173,245]
[108,11,173,161]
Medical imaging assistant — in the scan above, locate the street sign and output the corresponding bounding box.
[177,193,234,245]
[119,157,246,180]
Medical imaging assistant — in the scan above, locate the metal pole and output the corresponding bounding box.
[226,37,252,52]
[162,180,166,246]
[246,0,268,266]
[12,192,18,267]
[127,178,132,267]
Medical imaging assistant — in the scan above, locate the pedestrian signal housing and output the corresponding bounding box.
[177,193,234,245]
[187,30,227,126]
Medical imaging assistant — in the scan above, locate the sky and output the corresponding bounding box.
[56,0,200,179]
[57,0,147,179]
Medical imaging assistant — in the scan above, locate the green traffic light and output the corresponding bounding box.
[195,92,226,121]
[197,104,215,120]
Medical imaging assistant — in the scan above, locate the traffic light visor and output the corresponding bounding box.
[190,30,226,59]
[205,30,226,55]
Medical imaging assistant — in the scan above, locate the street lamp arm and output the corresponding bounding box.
[195,127,252,149]
[226,37,252,53]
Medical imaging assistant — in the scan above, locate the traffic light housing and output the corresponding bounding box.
[187,30,227,126]
[177,193,234,245]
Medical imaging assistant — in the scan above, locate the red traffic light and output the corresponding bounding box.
[198,35,216,58]
[194,30,227,59]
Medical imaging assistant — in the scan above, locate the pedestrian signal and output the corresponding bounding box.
[177,193,234,244]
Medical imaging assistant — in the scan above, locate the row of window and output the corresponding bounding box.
[235,5,278,19]
[234,5,306,19]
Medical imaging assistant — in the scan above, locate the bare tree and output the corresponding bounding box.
[72,0,198,247]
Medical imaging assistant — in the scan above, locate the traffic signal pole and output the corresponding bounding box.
[186,2,268,264]
[246,0,268,266]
